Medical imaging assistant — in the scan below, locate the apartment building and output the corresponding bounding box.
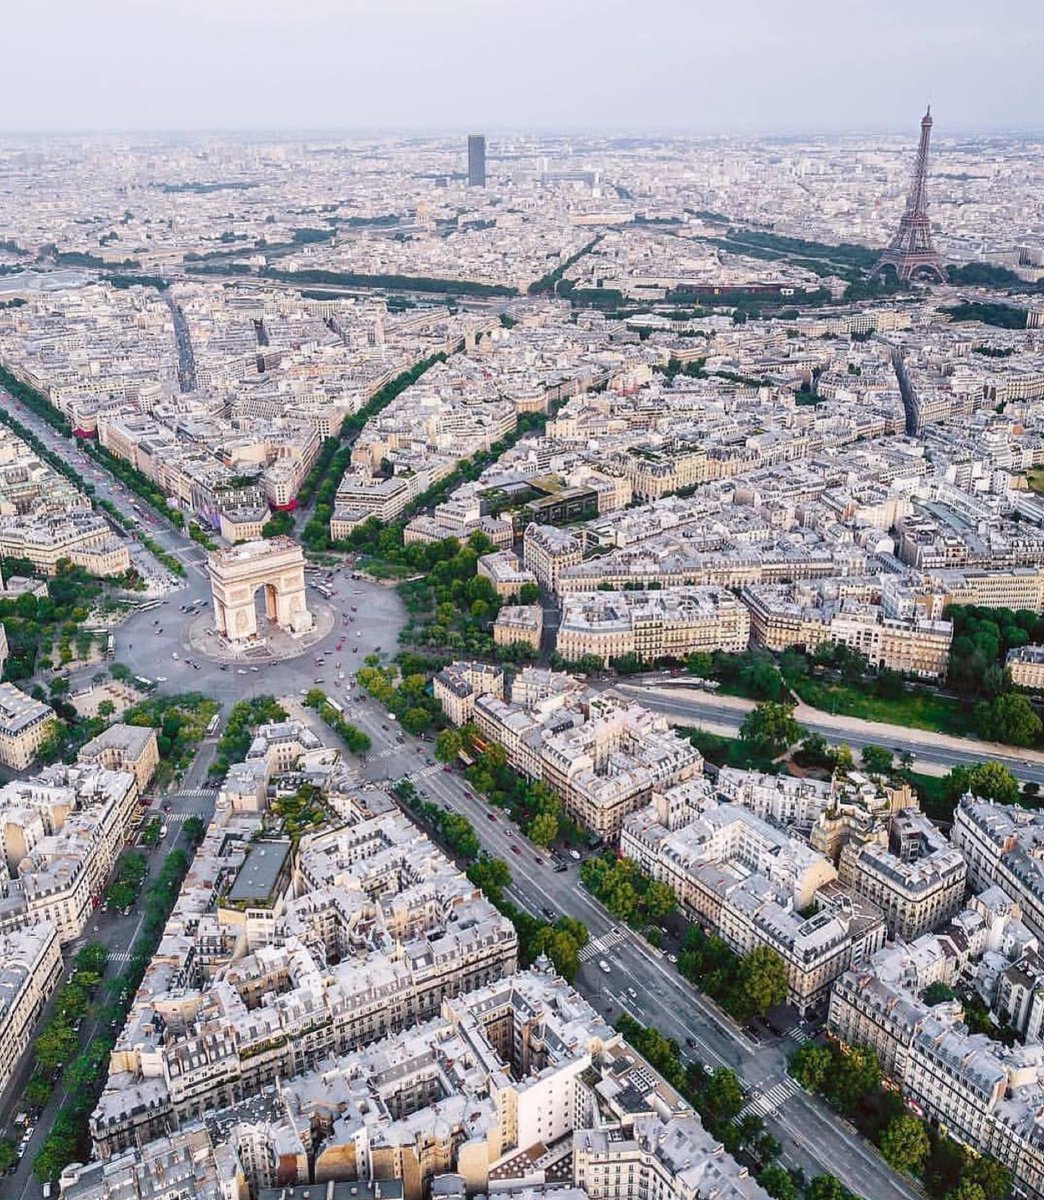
[522,524,583,592]
[91,809,518,1155]
[76,723,160,792]
[493,605,543,651]
[476,551,537,601]
[622,787,884,1012]
[556,586,750,666]
[838,810,967,941]
[536,692,702,840]
[0,922,62,1099]
[742,581,953,678]
[4,764,140,943]
[433,661,506,727]
[0,682,55,770]
[1007,645,1044,691]
[953,797,1044,943]
[87,966,768,1200]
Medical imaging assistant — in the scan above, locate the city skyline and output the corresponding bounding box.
[1,0,1042,136]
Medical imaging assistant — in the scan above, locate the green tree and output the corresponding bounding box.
[967,761,1021,805]
[519,582,540,604]
[880,1114,930,1173]
[0,1140,18,1172]
[923,981,957,1005]
[833,743,855,772]
[97,698,115,718]
[468,856,511,905]
[24,1075,52,1108]
[946,1184,985,1200]
[730,946,788,1019]
[961,1157,1012,1200]
[435,728,464,762]
[183,815,206,844]
[806,1176,851,1200]
[739,702,802,758]
[401,706,431,736]
[702,1067,745,1125]
[759,1164,795,1200]
[825,1045,881,1113]
[976,692,1042,747]
[528,810,559,848]
[861,744,894,776]
[788,1043,833,1092]
[33,1020,77,1073]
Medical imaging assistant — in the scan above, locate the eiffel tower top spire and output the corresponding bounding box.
[870,108,946,284]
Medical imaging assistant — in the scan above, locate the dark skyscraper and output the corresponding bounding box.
[467,134,486,187]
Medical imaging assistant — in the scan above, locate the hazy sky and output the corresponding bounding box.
[3,0,1041,135]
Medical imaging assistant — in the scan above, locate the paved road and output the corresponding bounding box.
[2,384,919,1196]
[337,690,918,1200]
[0,760,218,1198]
[618,680,1044,786]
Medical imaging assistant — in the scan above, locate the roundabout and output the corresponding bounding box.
[186,598,337,664]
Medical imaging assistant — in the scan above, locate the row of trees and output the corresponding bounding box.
[614,1012,831,1197]
[0,362,186,578]
[106,850,148,909]
[789,1041,1011,1200]
[304,689,372,753]
[355,661,442,737]
[393,779,591,980]
[579,853,677,933]
[396,778,481,860]
[437,730,573,848]
[210,695,287,776]
[264,266,518,298]
[678,925,788,1022]
[301,352,448,551]
[34,850,191,1183]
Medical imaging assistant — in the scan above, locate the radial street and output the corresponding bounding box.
[0,381,987,1200]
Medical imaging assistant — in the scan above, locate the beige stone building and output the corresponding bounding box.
[743,582,953,678]
[493,605,543,651]
[621,789,883,1013]
[0,923,63,1100]
[556,586,750,666]
[433,661,506,727]
[218,506,271,544]
[77,723,160,792]
[0,682,55,770]
[1008,644,1044,691]
[522,524,583,592]
[838,809,967,941]
[478,550,538,599]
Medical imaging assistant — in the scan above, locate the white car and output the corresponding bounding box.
[599,960,611,974]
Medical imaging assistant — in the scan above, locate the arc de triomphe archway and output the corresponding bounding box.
[208,536,314,644]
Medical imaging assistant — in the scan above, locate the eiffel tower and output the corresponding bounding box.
[871,108,946,284]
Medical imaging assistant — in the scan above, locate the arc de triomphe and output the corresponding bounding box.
[207,536,314,644]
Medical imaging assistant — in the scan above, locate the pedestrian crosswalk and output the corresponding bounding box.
[579,926,627,964]
[107,950,135,964]
[786,1025,811,1045]
[737,1077,800,1120]
[409,764,441,782]
[174,787,212,800]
